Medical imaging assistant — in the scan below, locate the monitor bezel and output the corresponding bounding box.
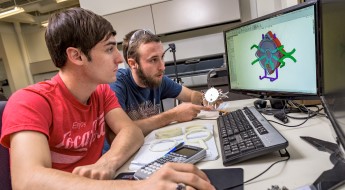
[223,0,322,100]
[321,95,345,158]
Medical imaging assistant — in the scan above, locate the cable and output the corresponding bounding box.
[261,100,324,117]
[286,102,326,119]
[268,118,309,127]
[268,103,311,127]
[223,149,290,190]
[268,100,327,127]
[163,46,171,57]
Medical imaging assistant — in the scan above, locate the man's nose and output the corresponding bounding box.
[115,49,124,65]
[159,59,165,70]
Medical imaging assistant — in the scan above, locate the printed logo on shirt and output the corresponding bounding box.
[127,100,160,120]
[55,113,105,151]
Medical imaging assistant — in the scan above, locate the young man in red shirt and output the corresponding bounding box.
[0,8,215,190]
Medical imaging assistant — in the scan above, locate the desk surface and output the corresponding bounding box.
[117,99,340,190]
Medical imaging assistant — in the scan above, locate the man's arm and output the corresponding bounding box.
[9,131,119,190]
[10,131,214,189]
[9,108,144,189]
[178,86,223,109]
[132,86,209,136]
[73,107,144,179]
[176,86,204,104]
[133,103,208,135]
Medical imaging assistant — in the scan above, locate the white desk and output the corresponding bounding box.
[117,99,340,189]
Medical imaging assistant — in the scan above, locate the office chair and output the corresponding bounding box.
[0,101,12,190]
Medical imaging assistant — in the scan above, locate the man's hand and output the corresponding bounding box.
[203,99,224,110]
[191,91,204,105]
[72,159,116,180]
[139,162,215,190]
[190,90,224,110]
[172,103,211,122]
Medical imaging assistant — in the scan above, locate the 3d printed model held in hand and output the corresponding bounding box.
[250,31,297,82]
[203,87,228,108]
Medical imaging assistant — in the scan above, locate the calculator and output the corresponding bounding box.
[133,144,206,180]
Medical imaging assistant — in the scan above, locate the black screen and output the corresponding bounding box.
[321,0,345,156]
[174,147,199,157]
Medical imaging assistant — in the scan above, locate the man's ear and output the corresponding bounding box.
[127,58,138,70]
[66,47,83,65]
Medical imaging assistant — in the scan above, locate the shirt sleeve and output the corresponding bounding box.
[109,75,127,109]
[0,90,52,148]
[161,76,182,99]
[102,84,121,114]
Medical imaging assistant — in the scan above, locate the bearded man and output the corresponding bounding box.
[108,29,210,137]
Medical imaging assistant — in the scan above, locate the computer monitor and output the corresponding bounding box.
[309,0,345,189]
[223,0,322,100]
[322,0,345,158]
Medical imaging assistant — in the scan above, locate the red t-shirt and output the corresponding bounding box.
[0,74,120,172]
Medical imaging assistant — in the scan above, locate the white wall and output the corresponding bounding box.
[151,0,240,34]
[243,0,299,19]
[79,0,169,16]
[0,59,6,81]
[162,33,225,62]
[104,6,155,43]
[22,25,50,63]
[258,0,299,17]
[0,22,33,94]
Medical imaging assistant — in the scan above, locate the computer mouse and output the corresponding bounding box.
[254,99,267,109]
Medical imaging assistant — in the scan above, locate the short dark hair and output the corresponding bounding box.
[123,29,160,64]
[45,7,116,68]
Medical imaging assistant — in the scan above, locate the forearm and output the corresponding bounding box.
[177,86,203,105]
[100,124,144,171]
[191,91,204,105]
[134,108,178,136]
[14,166,142,190]
[15,167,108,190]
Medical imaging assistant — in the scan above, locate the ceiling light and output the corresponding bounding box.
[41,21,48,27]
[0,6,25,19]
[56,0,69,3]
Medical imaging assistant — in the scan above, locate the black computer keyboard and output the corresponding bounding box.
[217,106,288,166]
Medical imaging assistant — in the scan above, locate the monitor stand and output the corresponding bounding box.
[312,160,345,190]
[305,137,345,190]
[269,99,286,109]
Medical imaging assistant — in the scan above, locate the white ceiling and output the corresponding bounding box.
[0,0,80,24]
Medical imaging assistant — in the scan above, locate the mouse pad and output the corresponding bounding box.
[203,168,243,190]
[115,168,244,190]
